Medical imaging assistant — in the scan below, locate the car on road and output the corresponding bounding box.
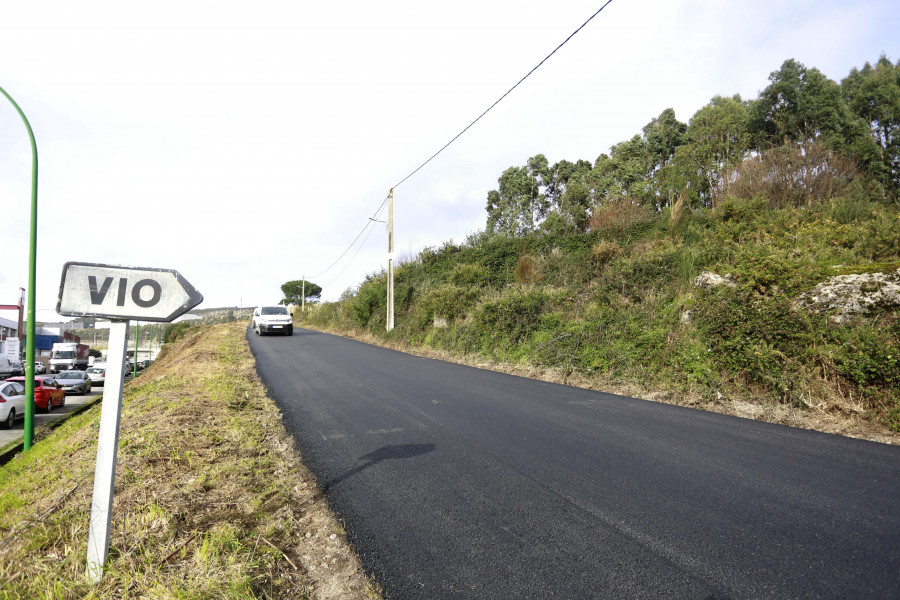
[55,370,92,395]
[35,361,47,374]
[0,380,26,429]
[4,376,66,412]
[252,305,293,336]
[9,360,24,376]
[86,366,106,386]
[0,357,15,379]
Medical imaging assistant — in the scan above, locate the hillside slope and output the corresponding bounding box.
[0,322,378,599]
[306,197,899,444]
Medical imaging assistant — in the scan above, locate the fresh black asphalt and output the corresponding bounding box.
[248,327,900,599]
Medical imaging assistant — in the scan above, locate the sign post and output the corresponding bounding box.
[85,320,128,583]
[57,262,202,583]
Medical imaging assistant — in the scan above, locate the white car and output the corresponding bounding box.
[0,380,26,429]
[252,305,293,336]
[86,366,106,386]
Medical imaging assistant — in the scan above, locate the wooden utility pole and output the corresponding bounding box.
[301,277,305,313]
[387,189,395,332]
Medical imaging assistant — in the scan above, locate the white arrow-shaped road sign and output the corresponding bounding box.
[57,262,203,322]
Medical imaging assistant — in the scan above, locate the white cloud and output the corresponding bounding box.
[2,0,898,315]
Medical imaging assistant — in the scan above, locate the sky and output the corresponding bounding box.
[2,0,898,323]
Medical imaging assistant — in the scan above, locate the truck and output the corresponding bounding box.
[49,342,90,372]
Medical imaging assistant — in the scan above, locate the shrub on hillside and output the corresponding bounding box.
[587,199,654,236]
[694,287,816,395]
[163,321,197,343]
[472,289,548,347]
[725,141,864,209]
[448,263,490,288]
[419,284,482,322]
[348,277,387,328]
[515,253,543,284]
[592,240,620,267]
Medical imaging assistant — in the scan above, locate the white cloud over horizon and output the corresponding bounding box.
[2,0,898,320]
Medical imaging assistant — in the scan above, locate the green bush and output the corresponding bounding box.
[829,319,899,388]
[348,277,387,329]
[694,287,816,400]
[419,284,482,323]
[472,289,548,347]
[448,263,490,288]
[163,322,197,343]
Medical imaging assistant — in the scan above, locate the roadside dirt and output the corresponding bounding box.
[137,324,381,599]
[0,323,380,599]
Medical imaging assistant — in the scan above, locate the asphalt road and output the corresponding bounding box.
[0,386,103,450]
[249,327,900,599]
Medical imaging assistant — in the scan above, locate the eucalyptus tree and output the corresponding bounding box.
[664,95,752,206]
[486,154,551,236]
[545,158,593,233]
[843,55,900,196]
[642,108,688,208]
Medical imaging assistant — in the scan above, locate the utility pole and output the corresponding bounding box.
[16,288,24,344]
[301,276,305,313]
[386,189,395,332]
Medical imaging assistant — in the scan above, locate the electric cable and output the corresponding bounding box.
[320,214,382,289]
[308,194,390,280]
[310,1,615,284]
[391,0,615,190]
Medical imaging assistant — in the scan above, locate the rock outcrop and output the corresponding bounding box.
[796,269,900,323]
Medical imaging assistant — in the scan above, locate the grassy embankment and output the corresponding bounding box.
[305,195,899,443]
[0,322,378,600]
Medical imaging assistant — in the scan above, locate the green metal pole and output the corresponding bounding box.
[0,84,38,451]
[134,322,139,378]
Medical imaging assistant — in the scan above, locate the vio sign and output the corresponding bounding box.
[56,262,203,583]
[57,262,203,322]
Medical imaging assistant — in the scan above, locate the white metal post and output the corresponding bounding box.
[85,319,129,582]
[387,189,394,332]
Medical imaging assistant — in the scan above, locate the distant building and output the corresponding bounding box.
[0,316,17,341]
[1,317,61,356]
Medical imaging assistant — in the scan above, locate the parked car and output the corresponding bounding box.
[9,360,24,376]
[0,357,15,379]
[34,361,47,374]
[252,305,293,336]
[0,380,26,429]
[55,370,92,395]
[86,366,106,386]
[4,376,66,412]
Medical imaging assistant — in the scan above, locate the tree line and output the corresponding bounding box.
[486,56,900,236]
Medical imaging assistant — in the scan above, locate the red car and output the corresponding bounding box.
[4,376,66,412]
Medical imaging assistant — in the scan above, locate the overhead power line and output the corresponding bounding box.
[319,216,381,290]
[312,1,615,284]
[391,0,615,190]
[308,194,390,280]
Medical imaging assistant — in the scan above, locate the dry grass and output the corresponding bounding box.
[0,322,379,599]
[587,198,654,234]
[724,140,862,208]
[668,188,689,236]
[514,252,542,284]
[591,240,621,267]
